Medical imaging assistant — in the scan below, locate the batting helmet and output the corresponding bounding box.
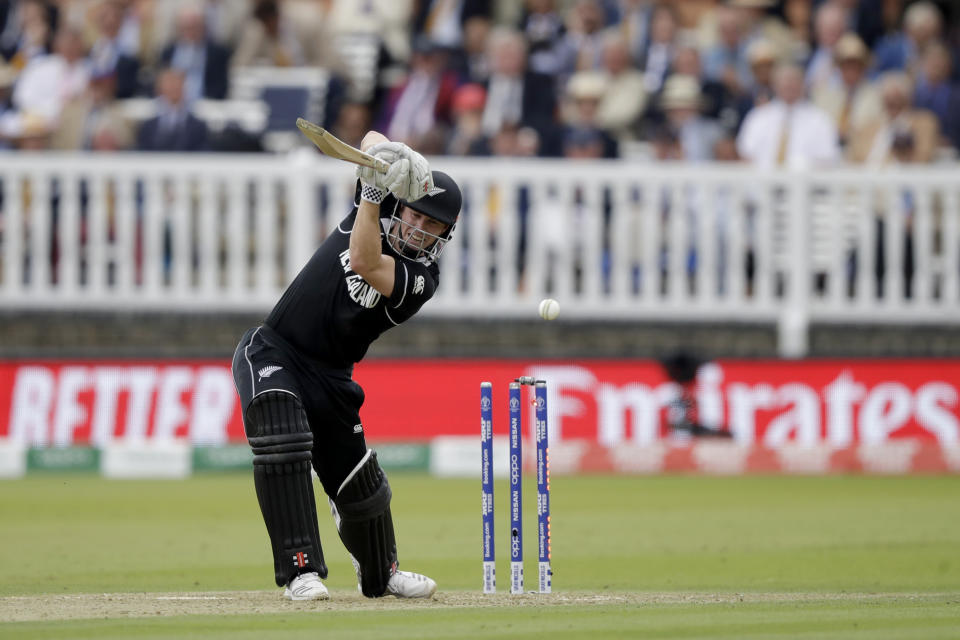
[401,170,461,228]
[389,170,462,264]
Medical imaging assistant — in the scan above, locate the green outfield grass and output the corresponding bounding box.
[1,473,959,638]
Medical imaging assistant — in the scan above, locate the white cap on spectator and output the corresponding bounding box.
[834,33,870,64]
[661,75,702,110]
[747,39,779,65]
[567,71,609,100]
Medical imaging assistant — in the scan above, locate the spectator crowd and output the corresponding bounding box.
[0,0,957,169]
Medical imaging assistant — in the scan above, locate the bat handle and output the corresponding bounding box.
[373,157,391,174]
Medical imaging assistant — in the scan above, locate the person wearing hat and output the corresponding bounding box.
[735,37,779,124]
[660,74,722,162]
[848,71,939,165]
[596,30,647,141]
[811,32,882,149]
[726,0,795,59]
[231,132,460,602]
[562,70,618,158]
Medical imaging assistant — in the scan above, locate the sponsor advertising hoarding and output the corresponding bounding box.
[0,360,957,446]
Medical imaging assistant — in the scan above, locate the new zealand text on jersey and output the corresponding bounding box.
[339,249,382,309]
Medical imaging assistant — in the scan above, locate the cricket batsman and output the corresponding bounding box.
[231,131,461,600]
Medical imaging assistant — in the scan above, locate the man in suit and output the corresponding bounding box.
[913,40,960,152]
[159,6,229,102]
[136,67,208,151]
[88,0,141,98]
[480,27,556,154]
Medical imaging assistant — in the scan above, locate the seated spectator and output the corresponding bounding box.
[153,1,251,58]
[446,83,487,156]
[737,63,839,169]
[480,27,556,148]
[561,71,617,158]
[331,101,372,149]
[448,13,492,84]
[232,0,306,67]
[160,6,230,102]
[848,71,939,165]
[5,25,89,133]
[283,0,342,72]
[3,0,52,69]
[618,0,655,69]
[488,122,540,157]
[913,41,960,151]
[651,121,683,160]
[521,0,568,77]
[872,1,945,78]
[736,38,780,125]
[204,0,257,53]
[729,0,794,56]
[562,124,606,159]
[781,0,813,64]
[812,33,882,149]
[702,3,751,97]
[669,40,737,125]
[0,63,18,149]
[88,0,141,98]
[379,37,458,151]
[51,67,132,151]
[564,0,609,72]
[639,2,679,93]
[805,1,849,94]
[660,74,722,162]
[135,67,208,151]
[412,0,492,52]
[595,31,646,140]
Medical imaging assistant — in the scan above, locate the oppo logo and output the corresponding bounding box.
[510,454,520,484]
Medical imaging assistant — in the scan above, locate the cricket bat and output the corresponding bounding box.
[296,118,390,174]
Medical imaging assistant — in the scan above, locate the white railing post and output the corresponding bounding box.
[778,171,811,358]
[286,149,317,282]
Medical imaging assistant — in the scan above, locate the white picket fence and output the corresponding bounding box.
[0,151,957,356]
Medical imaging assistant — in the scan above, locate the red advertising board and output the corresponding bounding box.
[0,359,957,446]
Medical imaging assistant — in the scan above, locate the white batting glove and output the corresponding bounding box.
[356,142,402,204]
[386,145,433,202]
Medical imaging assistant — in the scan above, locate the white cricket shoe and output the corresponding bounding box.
[283,572,330,601]
[385,570,437,598]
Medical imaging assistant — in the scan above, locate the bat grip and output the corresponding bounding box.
[373,157,391,174]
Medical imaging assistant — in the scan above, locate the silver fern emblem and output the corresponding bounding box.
[258,365,283,381]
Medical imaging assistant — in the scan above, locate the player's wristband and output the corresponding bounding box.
[360,183,387,204]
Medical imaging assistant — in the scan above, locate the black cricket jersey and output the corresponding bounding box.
[265,203,440,368]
